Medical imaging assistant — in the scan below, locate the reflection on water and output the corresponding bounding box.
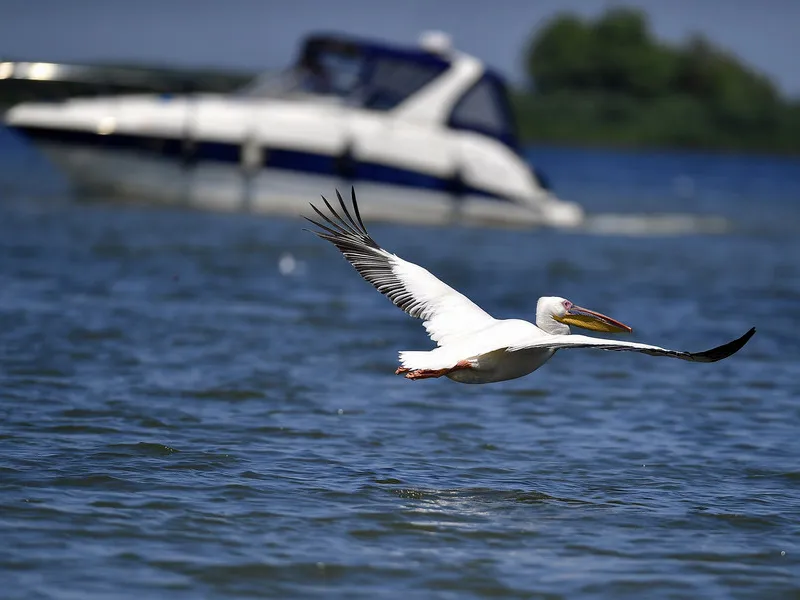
[583,212,731,236]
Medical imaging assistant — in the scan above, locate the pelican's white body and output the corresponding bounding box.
[399,318,558,383]
[448,347,557,384]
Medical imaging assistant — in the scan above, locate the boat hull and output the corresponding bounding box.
[27,138,576,228]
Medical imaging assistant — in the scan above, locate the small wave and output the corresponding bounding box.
[105,442,181,456]
[389,485,589,507]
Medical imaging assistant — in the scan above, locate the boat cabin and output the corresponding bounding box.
[238,33,521,152]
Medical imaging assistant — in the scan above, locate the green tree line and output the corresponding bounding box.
[513,8,800,153]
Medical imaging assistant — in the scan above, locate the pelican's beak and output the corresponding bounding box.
[557,305,633,333]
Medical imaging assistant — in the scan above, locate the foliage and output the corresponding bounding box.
[519,8,800,153]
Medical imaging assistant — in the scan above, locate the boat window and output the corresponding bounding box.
[236,39,448,109]
[315,52,363,96]
[447,75,518,149]
[360,58,447,111]
[236,43,366,99]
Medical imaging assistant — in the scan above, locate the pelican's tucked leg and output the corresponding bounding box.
[401,359,473,381]
[404,368,449,380]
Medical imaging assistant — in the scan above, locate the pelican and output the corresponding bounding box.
[305,189,755,384]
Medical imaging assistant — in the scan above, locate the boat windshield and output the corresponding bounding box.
[236,37,450,110]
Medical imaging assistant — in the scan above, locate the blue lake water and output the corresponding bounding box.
[1,125,799,598]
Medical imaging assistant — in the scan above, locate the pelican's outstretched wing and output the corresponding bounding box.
[507,328,756,363]
[305,188,496,346]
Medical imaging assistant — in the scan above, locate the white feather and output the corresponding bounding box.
[387,254,496,346]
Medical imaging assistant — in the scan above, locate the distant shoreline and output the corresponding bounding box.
[1,60,797,157]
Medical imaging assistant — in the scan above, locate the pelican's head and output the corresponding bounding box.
[536,296,632,335]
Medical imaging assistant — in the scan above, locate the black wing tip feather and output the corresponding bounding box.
[304,187,381,250]
[692,327,756,362]
[303,187,426,317]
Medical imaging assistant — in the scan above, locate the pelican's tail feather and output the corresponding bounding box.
[397,350,456,371]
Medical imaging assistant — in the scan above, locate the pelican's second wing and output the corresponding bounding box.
[506,328,756,363]
[305,188,496,346]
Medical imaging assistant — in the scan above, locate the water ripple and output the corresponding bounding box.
[1,181,799,598]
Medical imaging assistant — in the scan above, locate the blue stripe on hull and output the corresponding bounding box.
[355,161,451,192]
[12,126,510,202]
[267,148,338,176]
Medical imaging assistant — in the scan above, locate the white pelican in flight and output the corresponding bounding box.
[305,189,755,384]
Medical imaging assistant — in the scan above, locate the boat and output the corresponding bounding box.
[3,31,584,228]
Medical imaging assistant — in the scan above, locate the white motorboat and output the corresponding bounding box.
[4,31,584,228]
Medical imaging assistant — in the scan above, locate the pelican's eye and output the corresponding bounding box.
[562,300,572,311]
